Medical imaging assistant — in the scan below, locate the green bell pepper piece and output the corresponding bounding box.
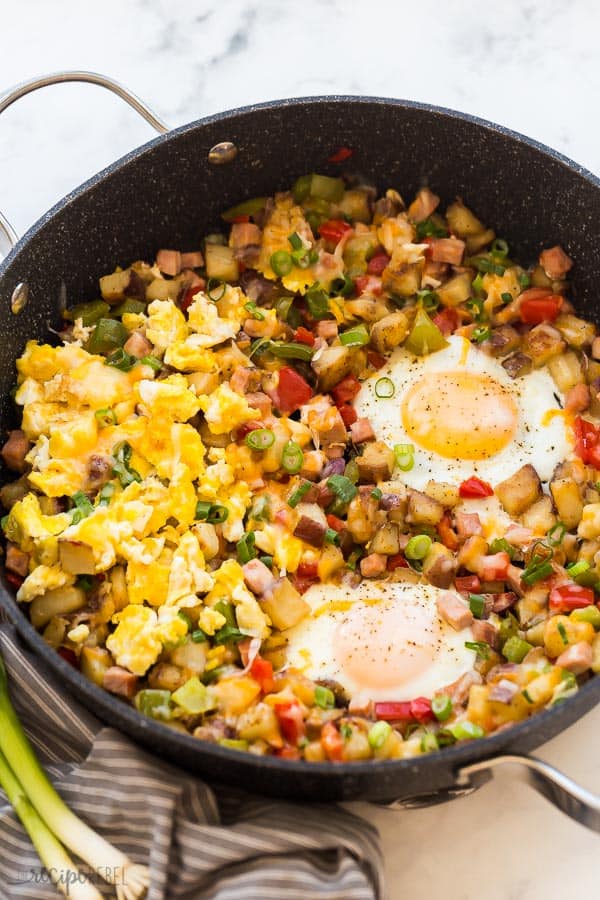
[135,689,172,721]
[86,318,128,354]
[64,300,110,326]
[404,308,448,356]
[172,677,217,714]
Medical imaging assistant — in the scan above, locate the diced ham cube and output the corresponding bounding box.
[407,187,440,223]
[443,670,482,707]
[565,383,590,413]
[477,552,510,582]
[437,591,474,631]
[360,553,387,578]
[505,564,525,596]
[5,543,29,577]
[102,667,139,699]
[429,238,465,266]
[124,331,153,359]
[492,591,517,613]
[230,222,262,248]
[230,366,261,395]
[455,512,483,539]
[350,418,375,444]
[539,245,573,280]
[180,251,204,269]
[1,430,30,473]
[315,320,338,340]
[471,619,500,650]
[245,392,273,416]
[243,559,275,596]
[504,524,534,546]
[555,641,593,674]
[489,678,519,703]
[156,249,182,276]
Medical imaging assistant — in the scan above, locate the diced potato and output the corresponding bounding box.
[148,663,186,692]
[550,478,583,530]
[356,441,396,483]
[436,272,472,307]
[317,544,345,580]
[336,189,372,224]
[343,727,372,761]
[523,668,563,707]
[424,480,460,508]
[170,638,208,674]
[554,314,595,349]
[145,275,184,302]
[516,584,549,627]
[547,351,583,392]
[30,586,86,629]
[578,503,600,539]
[592,633,600,674]
[372,728,404,760]
[382,260,424,298]
[488,325,521,358]
[237,702,283,747]
[260,577,309,630]
[522,324,565,367]
[466,229,496,254]
[496,464,542,516]
[370,522,400,555]
[525,621,547,647]
[99,269,132,303]
[312,345,354,392]
[42,616,68,649]
[445,200,486,238]
[369,312,409,354]
[422,542,456,588]
[406,490,444,526]
[212,675,261,717]
[186,372,220,394]
[58,541,96,575]
[544,615,594,658]
[193,522,220,561]
[346,494,379,543]
[520,496,556,535]
[205,243,239,282]
[304,740,327,761]
[80,646,113,687]
[457,535,488,573]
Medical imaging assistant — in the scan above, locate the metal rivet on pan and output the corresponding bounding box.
[10,282,29,314]
[208,141,238,165]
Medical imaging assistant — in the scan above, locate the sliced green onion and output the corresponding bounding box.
[111,441,141,488]
[259,555,274,569]
[465,296,485,321]
[417,289,440,311]
[63,299,110,326]
[104,347,136,371]
[375,377,395,399]
[324,527,340,545]
[244,302,265,321]
[327,474,358,505]
[521,557,553,586]
[501,291,513,304]
[340,324,369,347]
[344,458,359,484]
[218,738,249,751]
[207,278,226,301]
[281,441,304,474]
[248,337,270,359]
[502,635,532,663]
[465,640,490,659]
[329,273,354,297]
[314,685,335,709]
[547,521,566,547]
[214,625,246,645]
[346,549,362,571]
[236,531,257,564]
[292,247,312,268]
[0,652,149,896]
[472,325,491,343]
[491,238,509,257]
[177,610,192,631]
[431,694,453,722]
[368,720,392,750]
[191,629,208,643]
[195,500,212,520]
[416,218,448,240]
[206,504,229,525]
[95,407,117,428]
[221,196,268,222]
[566,560,591,578]
[472,273,485,296]
[70,491,93,525]
[270,250,293,277]
[519,272,531,288]
[420,732,439,753]
[371,487,383,500]
[340,722,353,741]
[449,720,485,741]
[249,495,272,521]
[405,534,432,560]
[489,537,515,559]
[306,288,332,320]
[98,483,116,506]
[469,594,487,619]
[214,600,236,628]
[287,481,312,508]
[245,428,275,451]
[140,354,162,371]
[288,232,304,251]
[394,443,414,471]
[557,621,569,645]
[571,606,600,629]
[265,341,314,361]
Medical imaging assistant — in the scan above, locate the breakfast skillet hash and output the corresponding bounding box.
[2,172,600,763]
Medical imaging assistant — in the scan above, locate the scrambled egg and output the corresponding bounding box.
[187,293,241,346]
[106,604,188,676]
[17,564,75,603]
[145,300,188,353]
[256,196,318,294]
[205,559,270,638]
[196,383,256,435]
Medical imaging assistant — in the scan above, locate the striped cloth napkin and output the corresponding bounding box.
[0,626,384,900]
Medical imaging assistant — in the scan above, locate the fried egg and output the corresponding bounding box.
[284,580,476,706]
[354,335,571,491]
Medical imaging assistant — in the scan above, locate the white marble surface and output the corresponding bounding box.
[0,1,598,897]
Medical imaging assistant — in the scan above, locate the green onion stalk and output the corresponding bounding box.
[0,652,150,899]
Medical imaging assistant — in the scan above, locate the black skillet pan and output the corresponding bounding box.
[0,72,598,826]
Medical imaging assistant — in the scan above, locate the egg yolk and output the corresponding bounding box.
[334,599,440,691]
[401,371,517,460]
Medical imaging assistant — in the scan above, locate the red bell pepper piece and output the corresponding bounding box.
[274,746,301,760]
[297,560,319,579]
[275,701,305,745]
[326,514,346,532]
[433,307,460,336]
[294,326,315,346]
[321,721,344,761]
[573,417,600,467]
[230,214,250,224]
[338,403,358,427]
[455,574,482,594]
[374,701,414,721]
[331,373,362,404]
[58,647,78,668]
[409,697,434,724]
[275,367,313,414]
[549,582,595,613]
[236,420,264,440]
[328,146,353,163]
[250,655,275,694]
[366,350,387,370]
[354,274,383,296]
[5,571,24,589]
[459,476,494,498]
[367,252,390,275]
[438,512,459,551]
[387,554,409,571]
[181,283,205,312]
[318,219,353,245]
[519,289,563,324]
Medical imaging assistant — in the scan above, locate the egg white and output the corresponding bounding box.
[353,335,571,491]
[284,580,476,706]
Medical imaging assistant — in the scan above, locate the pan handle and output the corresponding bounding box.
[378,753,600,833]
[0,70,169,256]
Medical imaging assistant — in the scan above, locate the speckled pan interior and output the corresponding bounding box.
[0,97,599,802]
